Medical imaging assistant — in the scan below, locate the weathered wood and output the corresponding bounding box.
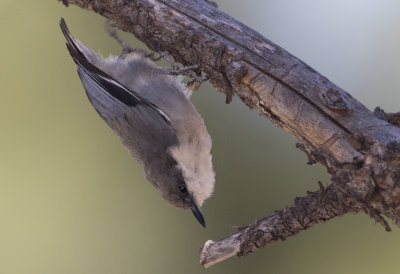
[200,182,363,268]
[60,0,400,267]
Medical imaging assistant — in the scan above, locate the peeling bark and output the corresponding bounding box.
[59,0,400,267]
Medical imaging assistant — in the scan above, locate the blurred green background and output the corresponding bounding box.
[1,0,400,273]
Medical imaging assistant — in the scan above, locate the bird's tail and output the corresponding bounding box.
[59,18,104,70]
[59,18,86,65]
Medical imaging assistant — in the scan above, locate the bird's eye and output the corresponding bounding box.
[179,185,187,193]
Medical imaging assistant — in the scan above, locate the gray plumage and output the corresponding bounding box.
[60,18,215,227]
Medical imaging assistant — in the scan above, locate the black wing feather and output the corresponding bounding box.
[59,18,171,125]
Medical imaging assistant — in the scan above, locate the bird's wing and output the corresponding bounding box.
[60,18,179,167]
[59,18,171,126]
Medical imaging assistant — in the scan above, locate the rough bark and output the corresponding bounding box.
[59,0,400,268]
[200,182,363,268]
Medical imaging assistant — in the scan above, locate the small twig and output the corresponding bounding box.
[156,43,209,83]
[106,20,160,60]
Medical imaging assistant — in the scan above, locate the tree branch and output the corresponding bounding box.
[60,0,400,267]
[200,182,363,268]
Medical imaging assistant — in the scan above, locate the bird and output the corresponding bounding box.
[59,18,215,227]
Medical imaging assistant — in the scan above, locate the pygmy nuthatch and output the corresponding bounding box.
[60,18,215,227]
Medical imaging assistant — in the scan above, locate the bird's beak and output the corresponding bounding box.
[191,198,206,228]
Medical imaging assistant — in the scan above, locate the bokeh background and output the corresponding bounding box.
[1,0,400,273]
